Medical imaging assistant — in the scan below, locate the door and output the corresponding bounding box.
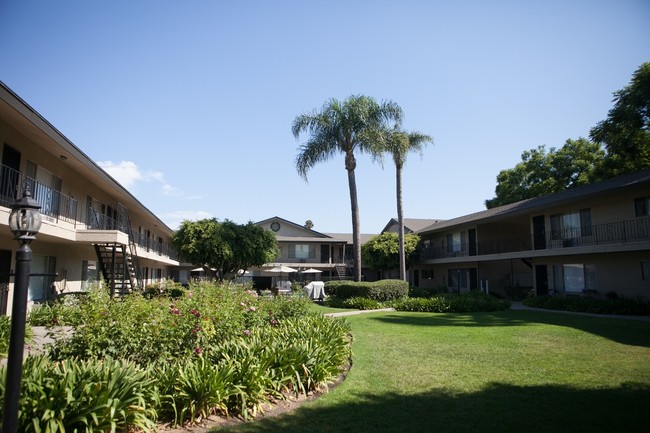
[469,267,478,290]
[535,265,548,296]
[533,215,546,250]
[1,144,21,203]
[320,244,330,263]
[468,229,477,256]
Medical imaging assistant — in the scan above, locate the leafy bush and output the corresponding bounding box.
[28,292,87,327]
[0,315,34,355]
[323,280,354,298]
[325,280,408,301]
[390,296,451,312]
[408,284,448,298]
[154,357,238,425]
[390,292,511,313]
[342,297,383,310]
[19,282,352,426]
[0,356,158,433]
[523,295,650,315]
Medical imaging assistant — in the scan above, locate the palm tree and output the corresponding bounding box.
[293,95,403,281]
[384,128,433,281]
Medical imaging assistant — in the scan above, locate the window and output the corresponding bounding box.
[29,255,56,302]
[448,268,468,289]
[635,197,650,217]
[81,260,98,290]
[446,232,466,254]
[550,209,592,242]
[288,244,316,260]
[553,264,597,293]
[422,269,434,279]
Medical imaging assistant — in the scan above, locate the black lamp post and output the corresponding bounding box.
[2,186,41,433]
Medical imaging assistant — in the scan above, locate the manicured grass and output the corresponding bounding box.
[211,310,650,433]
[307,302,355,314]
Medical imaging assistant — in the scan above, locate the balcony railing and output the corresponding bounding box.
[134,232,178,260]
[419,217,650,260]
[0,164,78,224]
[547,217,650,248]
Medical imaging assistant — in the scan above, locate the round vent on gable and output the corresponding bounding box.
[270,222,280,232]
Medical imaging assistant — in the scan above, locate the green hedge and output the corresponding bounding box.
[324,279,409,301]
[523,295,650,316]
[390,292,511,313]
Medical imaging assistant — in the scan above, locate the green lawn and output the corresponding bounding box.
[211,310,650,433]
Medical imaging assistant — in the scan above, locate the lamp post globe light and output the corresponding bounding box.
[2,186,41,433]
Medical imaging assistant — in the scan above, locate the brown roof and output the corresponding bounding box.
[418,169,650,234]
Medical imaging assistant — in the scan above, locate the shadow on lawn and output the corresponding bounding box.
[371,311,650,348]
[212,382,650,433]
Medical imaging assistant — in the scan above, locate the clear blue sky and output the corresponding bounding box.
[1,1,648,233]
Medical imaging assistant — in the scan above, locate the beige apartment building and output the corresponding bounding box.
[0,82,180,314]
[413,170,650,300]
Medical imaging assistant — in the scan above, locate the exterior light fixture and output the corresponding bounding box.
[8,186,42,241]
[2,185,41,433]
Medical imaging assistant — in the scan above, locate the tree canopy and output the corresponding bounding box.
[293,95,403,281]
[485,139,604,208]
[486,62,649,209]
[590,62,650,177]
[172,219,278,281]
[361,232,421,272]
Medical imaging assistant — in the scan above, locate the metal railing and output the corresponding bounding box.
[546,217,650,248]
[0,164,78,223]
[419,216,650,259]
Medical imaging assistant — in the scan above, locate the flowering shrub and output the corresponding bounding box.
[20,282,352,428]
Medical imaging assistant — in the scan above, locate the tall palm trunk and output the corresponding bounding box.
[396,162,406,281]
[346,152,362,281]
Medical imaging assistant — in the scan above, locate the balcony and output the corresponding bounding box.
[1,164,78,224]
[547,217,650,249]
[419,217,650,260]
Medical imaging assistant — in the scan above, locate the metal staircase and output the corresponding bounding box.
[90,202,143,296]
[335,264,353,280]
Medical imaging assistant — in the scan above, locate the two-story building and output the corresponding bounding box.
[250,217,364,289]
[0,82,180,314]
[414,170,650,300]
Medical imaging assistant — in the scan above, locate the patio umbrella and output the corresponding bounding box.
[268,265,298,274]
[300,268,323,280]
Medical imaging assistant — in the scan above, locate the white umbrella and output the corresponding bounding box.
[268,265,298,274]
[300,268,322,274]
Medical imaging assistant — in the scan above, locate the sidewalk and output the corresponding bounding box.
[325,308,395,317]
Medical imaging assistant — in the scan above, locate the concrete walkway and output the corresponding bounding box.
[325,307,396,317]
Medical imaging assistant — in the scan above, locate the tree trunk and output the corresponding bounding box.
[347,166,362,282]
[396,163,406,281]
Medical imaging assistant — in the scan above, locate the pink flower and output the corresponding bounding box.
[243,329,252,337]
[190,309,201,318]
[240,302,247,308]
[249,306,256,312]
[270,319,279,327]
[195,347,202,355]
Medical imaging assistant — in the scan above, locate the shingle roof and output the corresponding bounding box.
[381,218,444,233]
[417,168,650,234]
[323,233,376,245]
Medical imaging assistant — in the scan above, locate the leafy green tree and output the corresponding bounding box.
[361,232,421,274]
[293,95,403,281]
[591,62,650,177]
[382,128,433,281]
[173,219,278,281]
[485,138,605,208]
